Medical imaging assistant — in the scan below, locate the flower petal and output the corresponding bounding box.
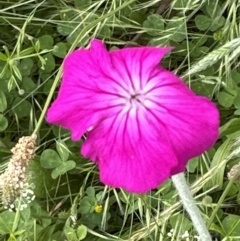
[110,46,173,91]
[144,69,219,173]
[81,107,179,193]
[46,39,120,140]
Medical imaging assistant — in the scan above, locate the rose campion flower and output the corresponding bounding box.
[47,39,219,193]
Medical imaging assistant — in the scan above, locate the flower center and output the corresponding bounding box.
[130,93,141,102]
[128,92,146,108]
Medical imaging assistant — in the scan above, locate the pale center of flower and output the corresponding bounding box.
[118,82,153,110]
[128,92,146,108]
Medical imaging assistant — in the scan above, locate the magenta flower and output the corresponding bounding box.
[46,39,219,193]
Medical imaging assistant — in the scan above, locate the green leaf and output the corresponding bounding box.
[14,230,26,236]
[129,10,145,24]
[0,64,9,80]
[66,32,89,47]
[64,226,78,241]
[20,205,31,222]
[233,89,240,108]
[204,138,231,191]
[56,140,69,162]
[192,36,208,47]
[209,223,225,236]
[222,215,240,236]
[31,201,52,228]
[223,180,238,196]
[77,225,87,240]
[57,24,74,36]
[191,81,215,98]
[143,14,165,36]
[12,64,22,81]
[204,2,222,18]
[0,52,7,61]
[217,91,235,108]
[43,78,54,95]
[199,66,215,76]
[186,157,199,173]
[53,42,67,58]
[79,196,96,214]
[19,47,35,56]
[0,211,16,234]
[234,109,240,115]
[52,125,70,137]
[173,0,189,9]
[194,15,211,31]
[11,97,32,118]
[166,17,186,42]
[38,35,54,50]
[97,26,112,38]
[231,70,240,84]
[0,114,8,131]
[19,58,34,76]
[86,187,95,197]
[190,46,209,58]
[41,53,55,72]
[28,158,58,198]
[51,160,76,179]
[80,212,104,229]
[0,91,7,112]
[210,16,225,32]
[219,118,240,137]
[21,77,36,95]
[8,75,17,91]
[40,149,62,169]
[170,213,192,233]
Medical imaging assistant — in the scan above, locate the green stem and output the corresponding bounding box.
[33,67,62,134]
[207,165,240,228]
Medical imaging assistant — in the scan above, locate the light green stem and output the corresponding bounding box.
[207,164,240,227]
[172,172,211,241]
